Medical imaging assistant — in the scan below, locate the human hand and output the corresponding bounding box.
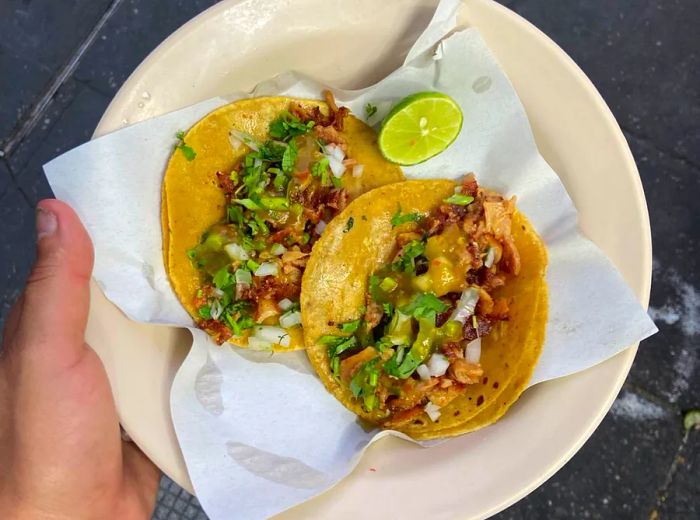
[0,200,161,519]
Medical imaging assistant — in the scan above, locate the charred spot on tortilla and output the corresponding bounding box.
[302,175,548,439]
[162,94,404,351]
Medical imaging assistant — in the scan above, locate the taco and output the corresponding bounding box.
[163,92,404,350]
[301,175,548,438]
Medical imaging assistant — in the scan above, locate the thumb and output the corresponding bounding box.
[17,199,94,366]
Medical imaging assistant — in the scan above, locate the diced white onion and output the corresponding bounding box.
[254,262,279,277]
[279,310,302,329]
[426,353,450,377]
[327,144,345,162]
[328,156,346,178]
[278,298,294,311]
[224,242,249,261]
[352,164,364,178]
[229,128,259,151]
[247,337,273,351]
[253,325,290,347]
[484,247,496,268]
[324,145,347,178]
[210,300,223,320]
[416,364,431,381]
[424,402,441,422]
[212,288,225,298]
[465,338,482,364]
[449,287,480,324]
[235,269,252,285]
[315,220,327,234]
[228,133,242,150]
[270,243,287,256]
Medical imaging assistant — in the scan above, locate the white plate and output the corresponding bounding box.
[89,0,651,517]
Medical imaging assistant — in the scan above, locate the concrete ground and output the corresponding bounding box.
[0,1,697,518]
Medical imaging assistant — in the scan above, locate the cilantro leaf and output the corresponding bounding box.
[338,319,362,334]
[260,196,289,211]
[320,335,358,358]
[344,217,354,233]
[234,198,262,210]
[391,207,422,227]
[281,140,298,173]
[198,305,212,319]
[212,268,235,290]
[365,103,378,118]
[175,131,197,161]
[391,239,426,274]
[269,111,314,141]
[443,193,475,206]
[399,292,449,321]
[311,158,331,186]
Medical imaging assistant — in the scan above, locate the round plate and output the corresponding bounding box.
[91,0,651,517]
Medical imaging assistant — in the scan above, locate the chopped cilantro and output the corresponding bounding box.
[391,239,426,274]
[382,302,394,316]
[212,268,234,290]
[175,130,197,161]
[281,140,298,173]
[391,207,422,227]
[246,259,260,272]
[301,232,311,245]
[349,358,380,411]
[399,292,449,321]
[344,217,355,233]
[234,198,262,210]
[365,103,378,118]
[260,196,289,211]
[320,335,358,358]
[227,205,245,227]
[269,111,314,141]
[311,158,331,186]
[338,319,362,334]
[443,193,475,206]
[198,306,212,319]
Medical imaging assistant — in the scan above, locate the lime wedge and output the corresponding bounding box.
[378,92,463,165]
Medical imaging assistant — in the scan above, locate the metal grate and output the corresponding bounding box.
[152,475,209,520]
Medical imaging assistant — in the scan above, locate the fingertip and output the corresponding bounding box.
[36,199,95,277]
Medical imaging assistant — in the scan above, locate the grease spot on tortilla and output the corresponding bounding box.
[226,441,328,489]
[195,353,224,416]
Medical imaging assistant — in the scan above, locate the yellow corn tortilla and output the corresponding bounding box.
[301,180,548,437]
[163,96,404,350]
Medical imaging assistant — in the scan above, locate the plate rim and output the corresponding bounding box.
[93,0,652,515]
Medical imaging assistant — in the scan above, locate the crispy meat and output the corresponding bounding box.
[478,268,506,291]
[340,347,378,384]
[462,315,493,342]
[461,173,479,197]
[387,378,439,411]
[199,319,233,345]
[364,301,384,331]
[427,381,467,407]
[216,171,236,198]
[325,188,349,212]
[313,125,347,149]
[447,359,483,385]
[382,406,425,429]
[252,272,299,303]
[440,341,465,361]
